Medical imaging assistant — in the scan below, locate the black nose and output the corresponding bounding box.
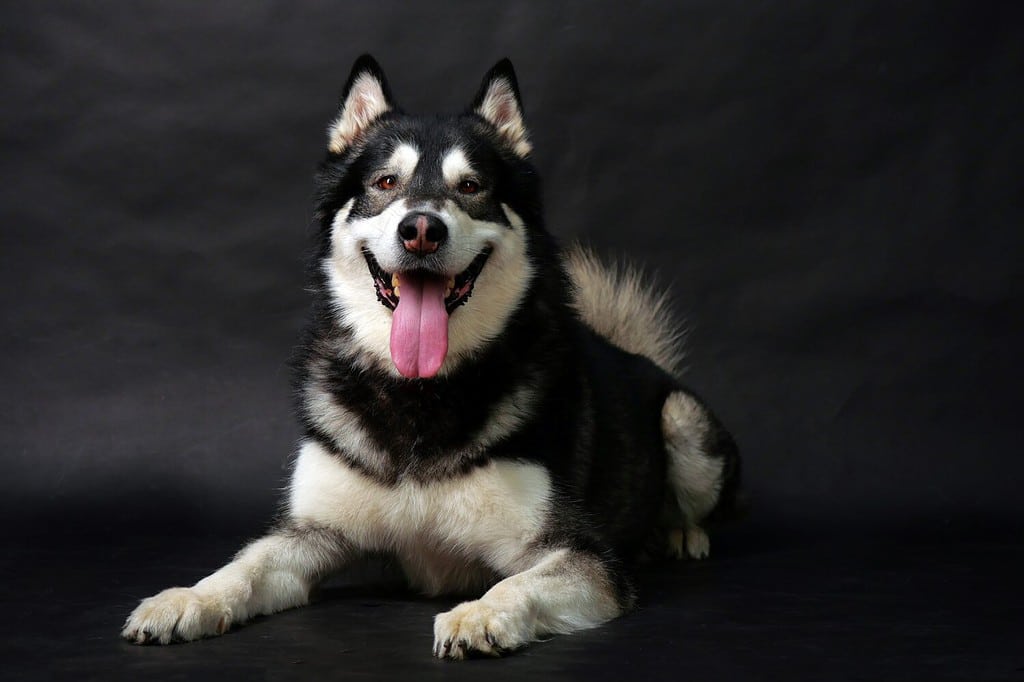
[397,212,447,255]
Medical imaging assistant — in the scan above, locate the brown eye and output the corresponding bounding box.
[375,175,397,190]
[458,179,481,195]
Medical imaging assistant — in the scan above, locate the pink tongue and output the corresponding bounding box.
[390,272,449,379]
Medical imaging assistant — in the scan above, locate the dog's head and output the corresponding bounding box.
[313,55,542,379]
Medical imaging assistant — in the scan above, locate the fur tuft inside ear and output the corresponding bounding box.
[328,55,394,154]
[472,59,531,157]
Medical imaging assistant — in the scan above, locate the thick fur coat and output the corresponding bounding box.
[122,56,740,659]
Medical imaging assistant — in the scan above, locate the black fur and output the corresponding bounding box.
[119,56,744,654]
[293,56,738,606]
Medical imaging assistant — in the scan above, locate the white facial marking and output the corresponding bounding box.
[441,148,473,186]
[324,185,534,376]
[389,143,420,180]
[324,199,407,372]
[333,197,354,224]
[441,202,533,370]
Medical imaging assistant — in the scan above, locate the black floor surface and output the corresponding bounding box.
[3,4,1022,681]
[4,524,1021,681]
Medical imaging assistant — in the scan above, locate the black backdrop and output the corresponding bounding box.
[2,2,1023,680]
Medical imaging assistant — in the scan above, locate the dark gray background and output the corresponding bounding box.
[4,3,1024,681]
[2,1,1022,542]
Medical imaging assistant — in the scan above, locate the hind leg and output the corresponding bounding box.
[661,390,738,559]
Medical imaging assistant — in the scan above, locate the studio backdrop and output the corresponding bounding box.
[1,1,1022,541]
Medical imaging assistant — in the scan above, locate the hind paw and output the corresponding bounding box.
[666,526,710,560]
[686,526,710,559]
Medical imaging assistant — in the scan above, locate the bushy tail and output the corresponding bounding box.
[564,244,686,376]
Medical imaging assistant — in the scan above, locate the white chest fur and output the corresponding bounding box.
[288,440,552,572]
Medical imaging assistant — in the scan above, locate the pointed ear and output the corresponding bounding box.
[471,59,531,157]
[327,55,396,154]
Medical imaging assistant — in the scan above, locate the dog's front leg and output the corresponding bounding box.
[122,522,350,644]
[432,547,629,659]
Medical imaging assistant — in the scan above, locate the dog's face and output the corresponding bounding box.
[315,56,540,379]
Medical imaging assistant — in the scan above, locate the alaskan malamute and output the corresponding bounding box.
[122,55,741,659]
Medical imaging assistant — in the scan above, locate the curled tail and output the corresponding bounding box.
[564,244,686,376]
[565,244,743,560]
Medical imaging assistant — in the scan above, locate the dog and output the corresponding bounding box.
[121,55,741,659]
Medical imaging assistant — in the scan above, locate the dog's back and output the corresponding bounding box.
[122,55,742,659]
[565,245,742,559]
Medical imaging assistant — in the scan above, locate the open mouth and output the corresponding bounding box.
[361,247,492,379]
[362,248,492,315]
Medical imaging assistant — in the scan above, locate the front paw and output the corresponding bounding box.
[122,587,231,645]
[433,599,532,660]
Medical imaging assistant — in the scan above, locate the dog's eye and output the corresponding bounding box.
[375,175,398,191]
[457,179,481,195]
